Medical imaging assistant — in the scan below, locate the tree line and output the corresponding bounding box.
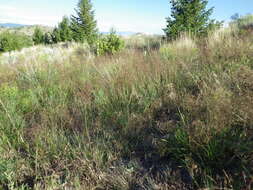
[1,0,227,53]
[0,0,124,54]
[33,0,98,46]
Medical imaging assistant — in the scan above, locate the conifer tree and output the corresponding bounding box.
[58,16,72,42]
[33,27,44,45]
[71,0,98,45]
[51,16,72,43]
[164,0,222,40]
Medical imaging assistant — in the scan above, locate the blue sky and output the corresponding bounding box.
[0,0,252,34]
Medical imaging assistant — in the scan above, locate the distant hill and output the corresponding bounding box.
[0,24,53,36]
[117,31,137,36]
[0,23,28,28]
[102,31,137,36]
[0,24,146,37]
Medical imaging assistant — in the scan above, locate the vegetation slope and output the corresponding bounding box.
[0,16,252,190]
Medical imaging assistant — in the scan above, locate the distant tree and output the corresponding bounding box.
[164,0,222,40]
[33,27,45,45]
[71,0,98,45]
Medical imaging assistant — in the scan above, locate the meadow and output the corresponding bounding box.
[0,17,252,190]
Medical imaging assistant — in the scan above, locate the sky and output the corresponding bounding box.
[0,0,252,34]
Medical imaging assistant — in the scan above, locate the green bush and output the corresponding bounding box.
[43,32,54,44]
[95,30,124,56]
[0,32,33,52]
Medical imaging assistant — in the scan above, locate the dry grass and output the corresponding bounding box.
[0,22,252,190]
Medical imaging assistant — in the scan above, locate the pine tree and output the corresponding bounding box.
[164,0,222,40]
[33,27,45,45]
[51,16,72,43]
[71,0,98,45]
[58,16,72,42]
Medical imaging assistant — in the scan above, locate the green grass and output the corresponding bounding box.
[0,22,252,190]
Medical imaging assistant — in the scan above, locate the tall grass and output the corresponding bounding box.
[0,21,252,189]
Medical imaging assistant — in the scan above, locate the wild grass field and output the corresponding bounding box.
[0,17,253,190]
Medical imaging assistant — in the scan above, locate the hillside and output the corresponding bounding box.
[0,17,252,189]
[0,24,149,38]
[0,25,53,36]
[0,23,28,28]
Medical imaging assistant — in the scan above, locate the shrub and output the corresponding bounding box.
[43,32,54,45]
[95,30,124,55]
[0,32,33,52]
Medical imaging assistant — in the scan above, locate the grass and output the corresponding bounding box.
[0,20,252,190]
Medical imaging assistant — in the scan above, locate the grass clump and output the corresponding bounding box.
[160,34,199,61]
[124,34,163,52]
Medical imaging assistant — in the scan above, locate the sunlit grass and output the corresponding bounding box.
[0,22,252,189]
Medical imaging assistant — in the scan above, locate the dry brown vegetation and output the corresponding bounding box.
[0,19,252,190]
